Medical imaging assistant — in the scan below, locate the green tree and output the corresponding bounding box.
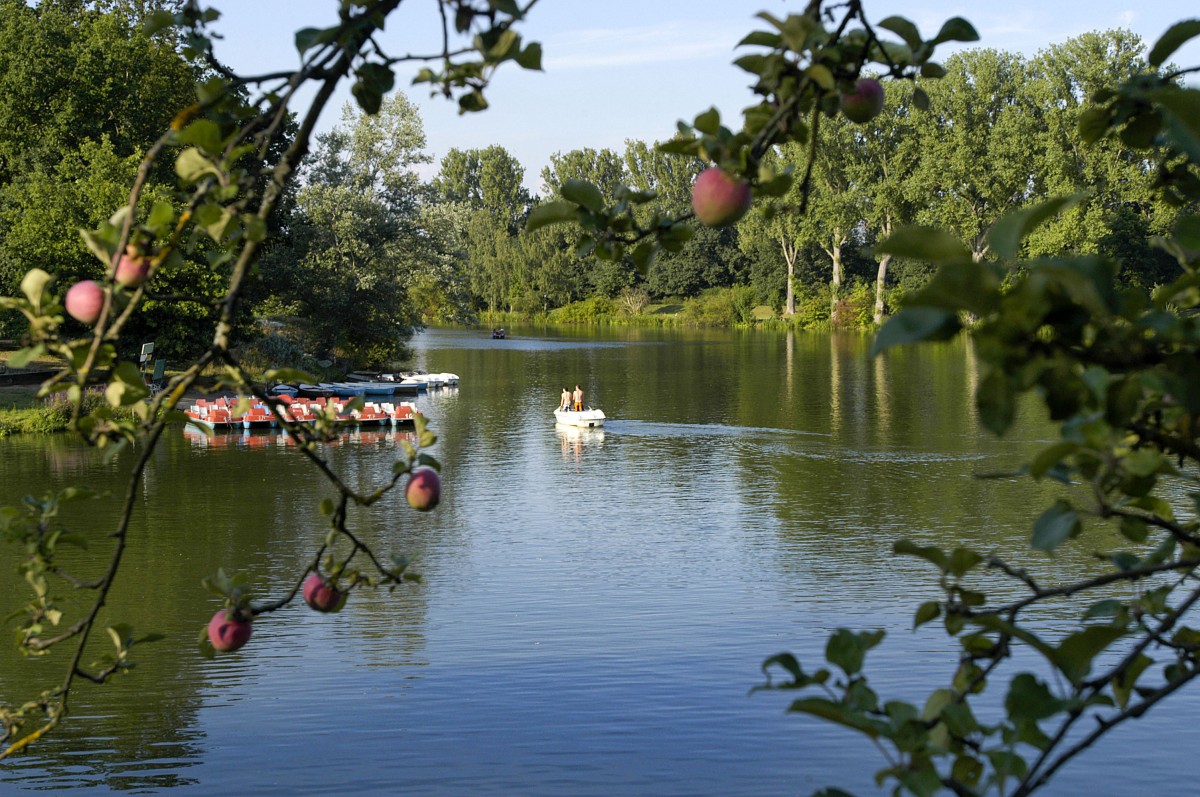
[909,49,1040,261]
[433,145,531,233]
[738,148,806,315]
[850,80,922,324]
[409,200,475,323]
[541,148,637,296]
[789,119,867,322]
[258,96,432,368]
[1025,29,1179,288]
[516,222,582,311]
[432,145,532,314]
[622,138,745,299]
[0,0,204,344]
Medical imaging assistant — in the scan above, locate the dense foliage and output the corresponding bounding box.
[3,3,1182,349]
[0,0,543,760]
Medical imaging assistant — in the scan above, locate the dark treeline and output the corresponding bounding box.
[0,3,1187,370]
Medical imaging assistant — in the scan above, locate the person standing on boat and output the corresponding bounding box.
[561,387,571,410]
[573,384,583,411]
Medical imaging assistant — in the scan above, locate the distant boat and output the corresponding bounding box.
[350,381,401,395]
[296,383,335,398]
[492,328,506,339]
[416,371,458,386]
[553,406,606,428]
[269,384,298,397]
[319,382,367,396]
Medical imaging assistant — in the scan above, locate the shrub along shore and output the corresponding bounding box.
[479,282,880,330]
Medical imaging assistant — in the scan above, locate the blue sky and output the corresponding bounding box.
[207,1,1199,193]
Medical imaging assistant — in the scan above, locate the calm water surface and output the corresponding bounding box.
[0,326,1195,795]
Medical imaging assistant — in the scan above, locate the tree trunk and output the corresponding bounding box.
[781,236,797,316]
[873,216,893,326]
[873,253,891,325]
[829,236,843,324]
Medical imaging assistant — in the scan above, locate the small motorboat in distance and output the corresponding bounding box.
[318,381,367,396]
[296,383,335,399]
[553,406,606,428]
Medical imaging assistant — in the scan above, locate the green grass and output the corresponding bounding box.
[0,389,136,437]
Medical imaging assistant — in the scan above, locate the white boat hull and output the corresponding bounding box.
[554,408,606,428]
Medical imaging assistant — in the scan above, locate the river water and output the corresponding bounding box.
[0,326,1194,795]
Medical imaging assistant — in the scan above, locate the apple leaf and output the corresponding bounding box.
[525,201,578,233]
[20,268,54,306]
[913,601,941,629]
[1031,499,1082,553]
[877,16,921,50]
[106,361,150,407]
[80,229,115,267]
[825,628,885,676]
[870,306,960,355]
[693,107,721,135]
[295,26,339,54]
[1053,625,1127,684]
[806,64,835,90]
[515,42,542,70]
[876,226,970,262]
[457,90,488,113]
[930,17,979,45]
[7,345,45,369]
[737,30,781,48]
[175,147,220,184]
[987,194,1086,260]
[560,180,604,213]
[1151,87,1200,161]
[1148,20,1200,68]
[977,369,1015,435]
[906,260,1002,315]
[175,119,223,155]
[787,697,890,739]
[1173,214,1200,249]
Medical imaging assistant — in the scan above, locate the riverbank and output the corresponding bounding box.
[475,282,880,330]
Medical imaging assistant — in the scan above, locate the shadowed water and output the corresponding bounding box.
[0,327,1194,795]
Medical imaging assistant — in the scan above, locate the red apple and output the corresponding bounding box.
[207,608,252,652]
[115,252,150,288]
[406,468,441,511]
[65,280,105,325]
[840,78,885,123]
[303,573,346,613]
[691,167,753,227]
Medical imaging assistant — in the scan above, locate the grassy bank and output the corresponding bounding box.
[1,390,89,437]
[479,282,881,330]
[0,385,143,438]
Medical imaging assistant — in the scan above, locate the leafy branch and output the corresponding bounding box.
[0,0,539,759]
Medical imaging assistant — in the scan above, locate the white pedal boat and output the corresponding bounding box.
[553,407,606,428]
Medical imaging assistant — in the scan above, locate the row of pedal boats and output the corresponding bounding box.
[271,371,459,399]
[185,395,419,431]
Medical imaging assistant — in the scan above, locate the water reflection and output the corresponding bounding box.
[556,424,605,462]
[181,424,419,449]
[0,327,1185,796]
